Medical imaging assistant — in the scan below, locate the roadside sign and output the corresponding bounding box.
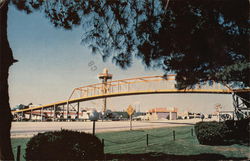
[127,105,134,131]
[127,105,134,116]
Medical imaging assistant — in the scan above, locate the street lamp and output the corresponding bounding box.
[88,110,99,135]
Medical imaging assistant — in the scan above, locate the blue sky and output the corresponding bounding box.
[7,5,233,114]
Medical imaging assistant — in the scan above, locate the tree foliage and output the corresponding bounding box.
[10,0,249,88]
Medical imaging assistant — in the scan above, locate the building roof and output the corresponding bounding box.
[148,107,178,113]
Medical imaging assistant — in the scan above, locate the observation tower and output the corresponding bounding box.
[98,68,112,112]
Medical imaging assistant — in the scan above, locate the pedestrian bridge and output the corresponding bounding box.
[12,75,250,118]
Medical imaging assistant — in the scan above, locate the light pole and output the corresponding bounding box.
[88,110,99,136]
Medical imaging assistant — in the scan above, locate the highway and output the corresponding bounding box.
[11,119,209,138]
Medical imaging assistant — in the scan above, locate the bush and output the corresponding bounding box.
[195,121,232,145]
[25,130,104,160]
[225,118,250,141]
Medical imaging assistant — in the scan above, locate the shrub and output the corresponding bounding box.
[225,118,250,140]
[25,129,104,160]
[195,121,231,145]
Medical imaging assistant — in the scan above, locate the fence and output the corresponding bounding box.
[102,128,195,153]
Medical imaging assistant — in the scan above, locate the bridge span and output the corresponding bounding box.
[12,74,250,120]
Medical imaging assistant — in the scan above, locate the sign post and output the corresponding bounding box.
[127,105,135,131]
[130,115,132,131]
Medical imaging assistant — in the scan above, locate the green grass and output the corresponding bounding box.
[96,126,249,158]
[11,138,29,161]
[12,126,249,160]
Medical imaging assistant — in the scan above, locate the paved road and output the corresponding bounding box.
[11,119,207,138]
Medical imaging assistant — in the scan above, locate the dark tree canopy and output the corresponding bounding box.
[11,0,250,88]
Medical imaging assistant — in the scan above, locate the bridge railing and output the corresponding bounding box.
[12,75,238,114]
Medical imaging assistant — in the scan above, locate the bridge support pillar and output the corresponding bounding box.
[62,104,65,120]
[21,112,24,122]
[40,108,43,122]
[49,106,51,119]
[66,102,69,121]
[53,105,57,121]
[231,92,249,120]
[29,110,32,120]
[76,102,80,120]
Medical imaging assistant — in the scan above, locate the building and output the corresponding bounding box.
[146,107,178,120]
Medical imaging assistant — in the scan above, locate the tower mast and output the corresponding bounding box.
[98,68,112,112]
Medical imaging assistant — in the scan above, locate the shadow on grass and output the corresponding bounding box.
[105,152,248,160]
[224,138,250,146]
[149,121,195,125]
[198,138,250,146]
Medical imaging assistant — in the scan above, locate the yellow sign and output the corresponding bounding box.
[127,105,134,116]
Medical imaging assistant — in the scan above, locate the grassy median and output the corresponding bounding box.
[12,126,249,160]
